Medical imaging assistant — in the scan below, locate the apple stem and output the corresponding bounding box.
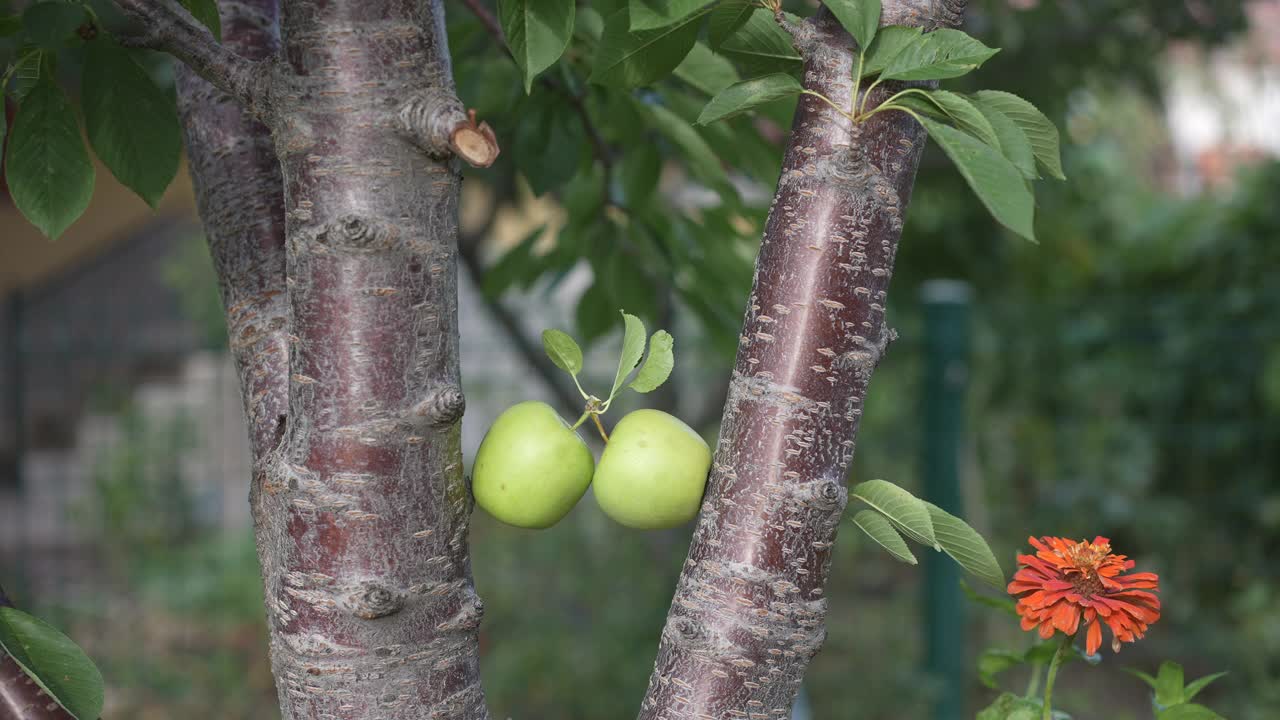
[590,412,610,443]
[570,409,592,431]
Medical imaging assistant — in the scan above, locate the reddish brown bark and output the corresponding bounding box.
[636,4,968,718]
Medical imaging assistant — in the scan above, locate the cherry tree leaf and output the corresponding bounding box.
[629,330,674,392]
[542,329,584,376]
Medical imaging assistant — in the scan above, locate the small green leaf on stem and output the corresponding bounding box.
[629,330,674,393]
[1158,705,1225,720]
[542,329,584,376]
[1155,661,1187,707]
[850,479,937,548]
[610,311,647,399]
[825,0,881,51]
[915,115,1036,242]
[853,509,917,564]
[970,90,1066,180]
[880,28,998,81]
[0,606,104,720]
[860,25,921,77]
[500,0,576,92]
[1183,672,1227,702]
[697,73,803,124]
[924,501,1006,589]
[707,0,754,48]
[590,7,705,88]
[630,0,714,31]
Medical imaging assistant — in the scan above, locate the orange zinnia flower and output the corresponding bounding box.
[1007,536,1160,655]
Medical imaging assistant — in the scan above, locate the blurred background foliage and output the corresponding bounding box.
[3,0,1277,718]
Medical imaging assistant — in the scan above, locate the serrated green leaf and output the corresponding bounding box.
[674,41,740,96]
[646,103,730,191]
[971,90,1065,180]
[1155,661,1186,707]
[630,330,674,392]
[630,0,713,31]
[610,312,647,398]
[707,0,754,48]
[881,28,998,81]
[923,501,1006,589]
[850,480,936,548]
[1158,705,1225,720]
[83,39,182,208]
[1184,672,1227,702]
[542,329,584,375]
[970,98,1038,180]
[590,7,705,88]
[860,25,921,76]
[717,8,802,77]
[977,649,1024,689]
[618,149,663,209]
[8,48,45,100]
[576,282,614,343]
[914,115,1036,242]
[500,0,575,92]
[575,5,604,41]
[825,0,880,50]
[5,69,94,239]
[178,0,222,40]
[697,73,802,125]
[21,1,86,49]
[924,89,999,149]
[0,607,104,720]
[853,509,917,564]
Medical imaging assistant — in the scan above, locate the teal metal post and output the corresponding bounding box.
[920,280,971,720]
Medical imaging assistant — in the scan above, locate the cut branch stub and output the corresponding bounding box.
[400,92,500,168]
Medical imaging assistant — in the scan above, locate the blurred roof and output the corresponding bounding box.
[1,156,198,296]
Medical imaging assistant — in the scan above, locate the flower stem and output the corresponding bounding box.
[1024,660,1043,698]
[1042,634,1071,720]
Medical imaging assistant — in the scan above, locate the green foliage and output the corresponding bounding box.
[21,1,86,50]
[1129,661,1230,717]
[629,0,713,32]
[629,330,674,393]
[880,27,999,81]
[924,501,1005,589]
[590,7,704,88]
[850,479,938,547]
[499,0,574,92]
[825,0,880,51]
[82,38,182,207]
[696,73,802,124]
[611,311,648,398]
[5,63,95,239]
[852,509,916,564]
[177,0,222,40]
[0,607,104,720]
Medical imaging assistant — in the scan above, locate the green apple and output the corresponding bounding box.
[593,409,712,529]
[472,401,594,529]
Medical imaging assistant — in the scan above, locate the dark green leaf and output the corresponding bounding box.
[977,649,1024,689]
[1158,705,1225,720]
[850,480,937,548]
[575,5,604,41]
[513,92,582,195]
[629,0,713,31]
[590,7,705,88]
[0,15,22,37]
[481,225,546,297]
[542,329,584,375]
[177,0,222,40]
[674,41,740,96]
[976,692,1044,720]
[860,25,921,76]
[852,509,917,564]
[5,70,94,239]
[924,501,1006,588]
[1184,672,1227,702]
[21,1,86,50]
[611,312,647,398]
[646,103,730,191]
[576,282,615,343]
[717,9,802,76]
[619,149,663,209]
[881,28,999,81]
[1155,661,1186,707]
[630,330,674,392]
[707,0,754,48]
[915,115,1036,242]
[924,89,999,149]
[1126,667,1160,690]
[499,0,575,92]
[970,98,1038,180]
[825,0,880,50]
[970,90,1065,180]
[697,73,802,125]
[8,48,45,100]
[0,607,104,720]
[83,39,182,208]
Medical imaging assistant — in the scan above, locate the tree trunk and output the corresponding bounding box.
[636,3,967,718]
[152,0,493,716]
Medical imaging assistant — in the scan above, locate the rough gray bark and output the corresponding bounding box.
[118,0,497,718]
[636,3,968,719]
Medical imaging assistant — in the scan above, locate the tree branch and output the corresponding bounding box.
[114,0,273,113]
[399,90,500,168]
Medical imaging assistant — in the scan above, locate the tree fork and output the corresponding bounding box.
[637,3,968,719]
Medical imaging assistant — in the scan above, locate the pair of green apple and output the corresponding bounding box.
[472,401,712,529]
